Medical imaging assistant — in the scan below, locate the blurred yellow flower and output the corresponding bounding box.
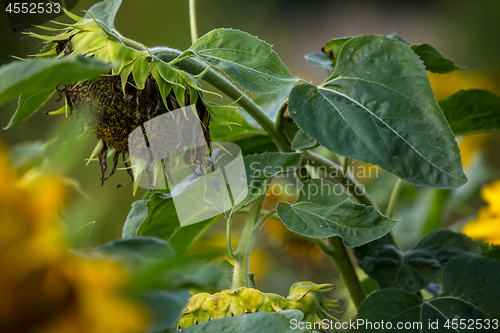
[429,71,499,100]
[458,133,493,168]
[0,144,146,333]
[462,180,500,245]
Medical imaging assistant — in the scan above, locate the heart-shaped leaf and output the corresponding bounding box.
[289,35,466,189]
[355,229,482,293]
[358,256,500,332]
[276,179,398,247]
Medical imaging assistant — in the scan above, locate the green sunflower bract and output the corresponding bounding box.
[177,282,339,330]
[28,9,215,187]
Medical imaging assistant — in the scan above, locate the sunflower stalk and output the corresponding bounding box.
[232,193,267,289]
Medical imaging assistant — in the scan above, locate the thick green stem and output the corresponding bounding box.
[189,0,198,44]
[313,237,367,309]
[232,195,267,289]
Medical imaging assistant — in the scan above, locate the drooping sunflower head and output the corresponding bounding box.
[27,9,216,187]
[176,282,339,330]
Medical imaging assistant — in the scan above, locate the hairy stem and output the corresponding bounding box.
[313,237,366,309]
[254,208,277,231]
[232,194,267,289]
[226,215,236,260]
[189,0,198,44]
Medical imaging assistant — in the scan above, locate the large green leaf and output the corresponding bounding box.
[289,35,466,189]
[355,229,481,293]
[4,88,56,129]
[85,0,123,29]
[439,89,500,136]
[124,194,220,256]
[189,29,298,94]
[358,257,500,332]
[411,43,462,74]
[276,179,398,247]
[0,56,111,106]
[179,310,308,333]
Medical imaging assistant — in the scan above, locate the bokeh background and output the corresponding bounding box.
[1,0,499,331]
